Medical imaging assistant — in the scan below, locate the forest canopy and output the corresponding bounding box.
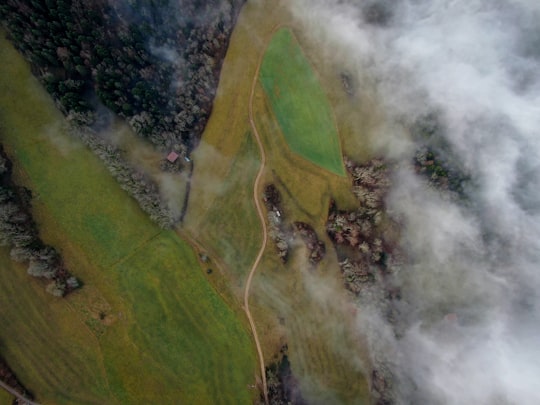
[0,0,244,153]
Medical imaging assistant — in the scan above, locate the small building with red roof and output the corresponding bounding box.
[167,151,179,163]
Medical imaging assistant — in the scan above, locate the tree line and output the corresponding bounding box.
[326,157,402,405]
[0,0,244,228]
[76,127,176,228]
[0,144,79,296]
[0,0,244,153]
[326,157,401,295]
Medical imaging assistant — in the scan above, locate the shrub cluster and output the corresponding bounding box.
[263,184,327,266]
[263,345,307,405]
[293,221,325,265]
[263,184,291,263]
[0,145,79,296]
[414,146,469,198]
[76,128,176,228]
[327,158,401,294]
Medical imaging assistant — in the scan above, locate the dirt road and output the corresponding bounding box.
[243,27,272,405]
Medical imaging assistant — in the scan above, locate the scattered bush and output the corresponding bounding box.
[76,128,176,228]
[263,184,292,263]
[0,144,79,296]
[327,158,400,293]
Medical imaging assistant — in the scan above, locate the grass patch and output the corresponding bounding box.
[186,2,371,402]
[0,32,256,404]
[0,248,111,404]
[251,82,371,404]
[259,28,345,176]
[112,232,255,404]
[0,389,13,404]
[195,133,262,287]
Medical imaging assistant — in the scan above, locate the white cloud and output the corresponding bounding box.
[287,0,540,403]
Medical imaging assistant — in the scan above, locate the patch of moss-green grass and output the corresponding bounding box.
[108,232,256,404]
[259,28,345,176]
[0,389,13,404]
[0,32,257,404]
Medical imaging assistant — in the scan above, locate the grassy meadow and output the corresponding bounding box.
[0,0,375,402]
[251,80,371,404]
[186,1,371,403]
[0,389,13,404]
[0,248,112,404]
[0,32,257,404]
[259,28,345,177]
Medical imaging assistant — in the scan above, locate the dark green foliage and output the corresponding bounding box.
[0,144,79,296]
[0,0,244,229]
[264,346,307,405]
[412,113,470,198]
[0,0,244,152]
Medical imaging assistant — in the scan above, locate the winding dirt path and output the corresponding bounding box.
[243,34,271,405]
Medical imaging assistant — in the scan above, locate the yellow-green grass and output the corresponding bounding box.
[186,1,371,403]
[184,0,292,291]
[251,82,371,403]
[0,32,256,403]
[253,81,358,223]
[193,133,262,290]
[0,389,13,404]
[102,232,256,404]
[253,259,372,405]
[0,247,112,404]
[259,28,345,176]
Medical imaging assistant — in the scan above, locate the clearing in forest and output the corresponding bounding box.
[259,28,345,176]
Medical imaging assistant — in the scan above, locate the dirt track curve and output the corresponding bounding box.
[243,33,271,405]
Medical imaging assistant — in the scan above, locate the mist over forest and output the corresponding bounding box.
[1,0,539,403]
[290,0,540,403]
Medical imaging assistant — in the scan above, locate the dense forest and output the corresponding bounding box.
[0,0,245,228]
[0,0,244,154]
[0,144,78,296]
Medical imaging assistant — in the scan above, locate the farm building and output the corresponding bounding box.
[167,151,179,163]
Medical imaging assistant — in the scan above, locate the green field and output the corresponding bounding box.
[0,389,13,404]
[259,28,345,176]
[0,33,256,404]
[186,3,371,402]
[0,248,112,404]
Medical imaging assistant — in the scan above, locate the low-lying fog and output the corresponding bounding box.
[289,0,540,403]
